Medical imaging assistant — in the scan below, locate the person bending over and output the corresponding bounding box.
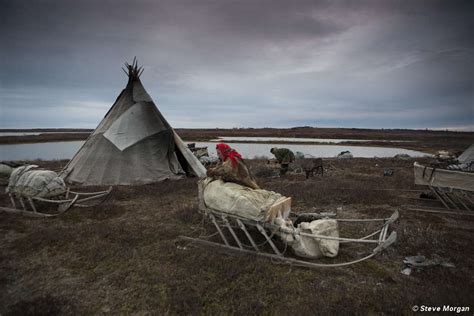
[270,147,295,176]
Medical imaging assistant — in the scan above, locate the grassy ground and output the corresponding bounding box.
[0,158,473,315]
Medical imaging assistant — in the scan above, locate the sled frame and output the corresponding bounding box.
[1,187,112,217]
[180,209,398,268]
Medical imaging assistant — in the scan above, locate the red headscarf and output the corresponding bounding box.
[216,143,242,167]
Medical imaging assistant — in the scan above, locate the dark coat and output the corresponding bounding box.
[271,148,295,164]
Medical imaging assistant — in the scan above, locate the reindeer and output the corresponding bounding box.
[297,158,324,179]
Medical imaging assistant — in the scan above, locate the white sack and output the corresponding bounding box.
[275,217,339,259]
[6,165,66,198]
[296,219,339,258]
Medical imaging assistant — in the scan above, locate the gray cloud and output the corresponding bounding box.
[1,0,473,130]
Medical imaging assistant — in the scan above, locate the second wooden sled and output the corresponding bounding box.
[1,187,113,217]
[413,162,474,214]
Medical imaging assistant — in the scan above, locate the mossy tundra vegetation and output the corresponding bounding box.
[1,156,473,314]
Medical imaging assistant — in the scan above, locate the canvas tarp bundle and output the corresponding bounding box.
[447,162,474,172]
[200,178,286,221]
[7,165,66,198]
[199,178,340,258]
[414,162,474,192]
[337,151,353,159]
[443,144,474,172]
[0,164,14,177]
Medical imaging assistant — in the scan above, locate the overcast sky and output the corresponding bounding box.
[1,0,473,130]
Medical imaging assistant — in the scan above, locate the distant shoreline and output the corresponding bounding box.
[1,127,472,153]
[0,128,94,133]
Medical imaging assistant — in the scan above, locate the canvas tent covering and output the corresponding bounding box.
[62,60,206,185]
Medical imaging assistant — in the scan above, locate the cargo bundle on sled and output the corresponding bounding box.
[1,165,111,217]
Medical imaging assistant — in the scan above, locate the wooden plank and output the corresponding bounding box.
[266,197,292,222]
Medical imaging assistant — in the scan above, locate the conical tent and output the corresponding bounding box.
[62,60,206,185]
[458,144,474,164]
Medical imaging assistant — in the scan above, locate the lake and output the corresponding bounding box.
[195,142,427,159]
[0,142,86,161]
[0,132,91,136]
[0,140,429,161]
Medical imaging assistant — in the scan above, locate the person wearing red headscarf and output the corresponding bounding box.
[207,143,260,189]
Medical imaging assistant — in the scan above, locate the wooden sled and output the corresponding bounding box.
[412,162,474,214]
[1,187,112,217]
[181,198,398,268]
